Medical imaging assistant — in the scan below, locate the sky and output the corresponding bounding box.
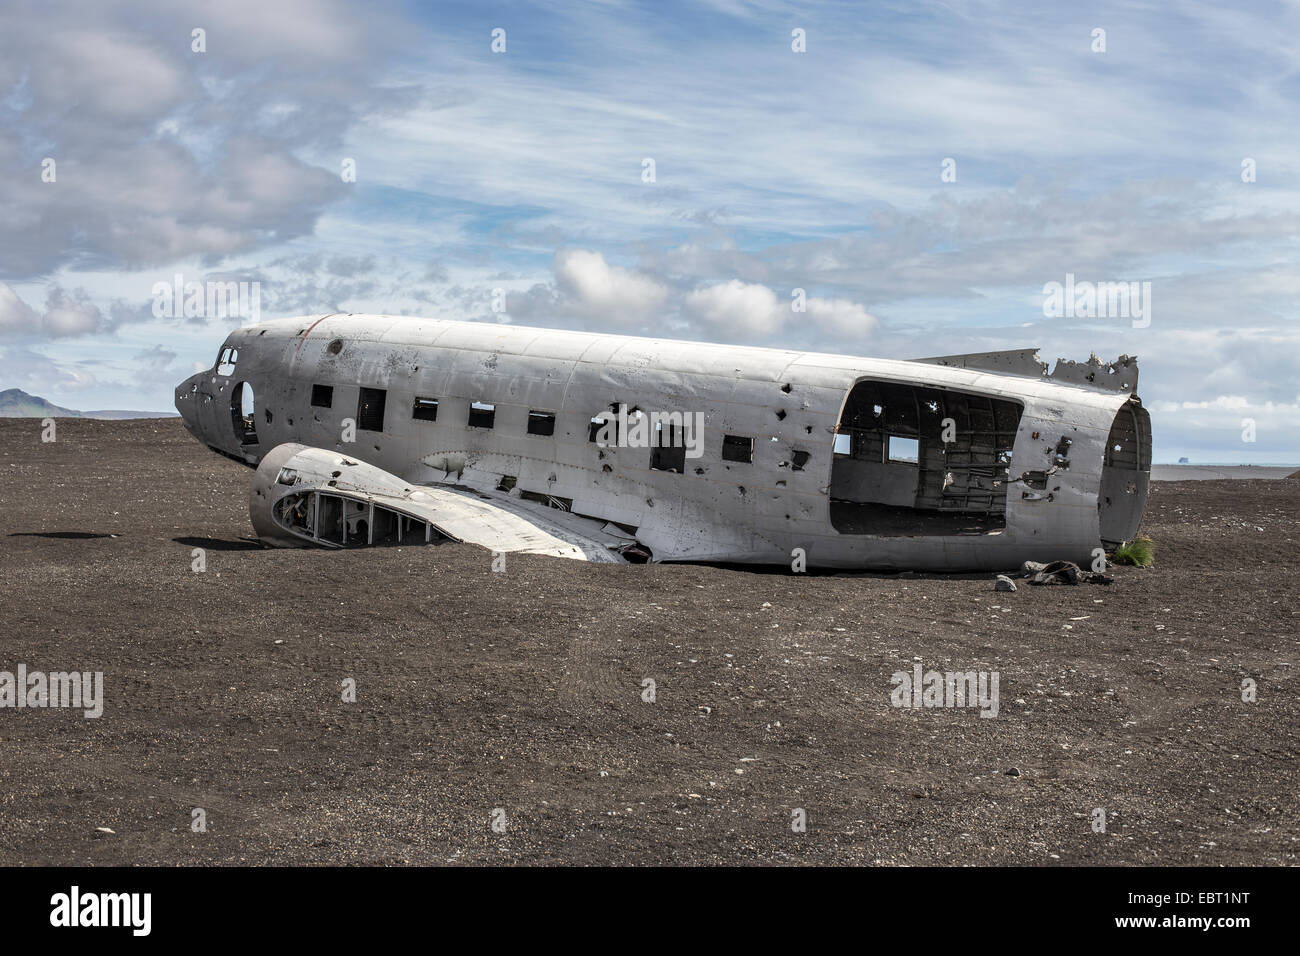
[1,0,1297,461]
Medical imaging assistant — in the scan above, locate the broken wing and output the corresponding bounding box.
[248,443,640,562]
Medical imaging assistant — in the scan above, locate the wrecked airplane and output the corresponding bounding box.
[175,315,1151,571]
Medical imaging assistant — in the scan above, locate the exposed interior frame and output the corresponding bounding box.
[829,378,1023,536]
[1098,398,1152,546]
[273,490,444,548]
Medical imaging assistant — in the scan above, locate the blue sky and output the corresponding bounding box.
[1,0,1298,461]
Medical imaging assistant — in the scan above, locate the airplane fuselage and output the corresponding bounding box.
[176,314,1151,570]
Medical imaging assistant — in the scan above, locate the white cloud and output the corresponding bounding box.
[684,280,878,341]
[805,296,879,338]
[41,287,105,337]
[0,0,414,279]
[684,279,785,337]
[552,249,670,324]
[0,283,40,335]
[1145,393,1300,461]
[0,283,108,339]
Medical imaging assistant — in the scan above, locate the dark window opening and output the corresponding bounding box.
[316,493,344,544]
[357,387,387,432]
[1053,436,1073,466]
[412,396,439,422]
[830,380,1022,536]
[590,410,628,444]
[311,384,333,408]
[275,492,440,548]
[468,401,495,429]
[590,404,640,444]
[791,450,811,471]
[722,434,754,463]
[650,422,685,473]
[527,410,556,436]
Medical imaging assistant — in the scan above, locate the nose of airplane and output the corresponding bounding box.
[175,370,204,438]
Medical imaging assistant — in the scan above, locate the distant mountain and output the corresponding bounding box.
[0,389,78,417]
[0,388,178,420]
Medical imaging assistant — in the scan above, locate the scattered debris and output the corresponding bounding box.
[1005,768,1022,777]
[995,574,1018,592]
[1021,560,1113,586]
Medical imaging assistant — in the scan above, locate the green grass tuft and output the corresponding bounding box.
[1111,536,1155,568]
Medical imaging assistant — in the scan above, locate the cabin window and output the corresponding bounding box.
[311,384,333,408]
[275,493,439,547]
[412,396,439,422]
[357,387,386,432]
[650,422,686,473]
[589,411,626,444]
[316,494,344,544]
[527,410,556,436]
[468,401,495,429]
[886,436,919,463]
[722,434,754,463]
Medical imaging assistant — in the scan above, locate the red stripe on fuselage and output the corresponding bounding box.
[293,314,337,355]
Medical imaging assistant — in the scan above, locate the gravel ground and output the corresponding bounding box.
[0,418,1296,865]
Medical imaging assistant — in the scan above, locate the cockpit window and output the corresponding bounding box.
[216,347,238,376]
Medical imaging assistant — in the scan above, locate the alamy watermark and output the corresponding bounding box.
[1042,273,1151,328]
[50,886,150,936]
[890,663,999,718]
[0,664,103,718]
[152,273,261,322]
[592,404,704,458]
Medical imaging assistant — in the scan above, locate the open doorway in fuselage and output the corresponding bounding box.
[830,380,1023,536]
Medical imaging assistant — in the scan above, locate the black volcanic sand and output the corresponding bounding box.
[0,418,1295,865]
